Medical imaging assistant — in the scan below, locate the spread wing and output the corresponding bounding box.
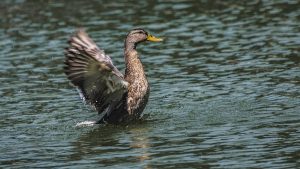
[64,29,128,116]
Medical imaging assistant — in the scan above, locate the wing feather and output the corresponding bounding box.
[64,29,128,116]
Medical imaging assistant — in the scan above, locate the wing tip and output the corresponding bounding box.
[67,28,87,45]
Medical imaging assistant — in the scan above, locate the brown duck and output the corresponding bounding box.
[64,28,163,124]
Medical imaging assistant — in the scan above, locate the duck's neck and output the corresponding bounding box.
[124,41,136,53]
[124,42,146,83]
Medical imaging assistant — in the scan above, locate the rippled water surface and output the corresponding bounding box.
[1,0,300,168]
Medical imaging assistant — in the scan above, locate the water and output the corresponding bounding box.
[1,0,300,168]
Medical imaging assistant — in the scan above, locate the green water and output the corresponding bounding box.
[0,0,300,168]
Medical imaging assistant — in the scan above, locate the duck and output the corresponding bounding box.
[64,28,163,124]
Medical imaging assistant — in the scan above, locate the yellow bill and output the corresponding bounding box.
[147,34,163,42]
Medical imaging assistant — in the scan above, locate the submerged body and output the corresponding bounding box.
[64,29,162,124]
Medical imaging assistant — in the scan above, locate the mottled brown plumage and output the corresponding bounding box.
[64,28,162,124]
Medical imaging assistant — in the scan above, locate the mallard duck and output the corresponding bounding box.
[64,28,163,124]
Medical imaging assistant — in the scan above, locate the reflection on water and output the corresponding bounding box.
[0,0,300,168]
[70,124,152,168]
[129,127,151,163]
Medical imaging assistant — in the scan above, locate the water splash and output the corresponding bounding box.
[75,121,96,127]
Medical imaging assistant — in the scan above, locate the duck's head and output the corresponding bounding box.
[125,28,163,48]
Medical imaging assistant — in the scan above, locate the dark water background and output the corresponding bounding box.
[1,0,300,168]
